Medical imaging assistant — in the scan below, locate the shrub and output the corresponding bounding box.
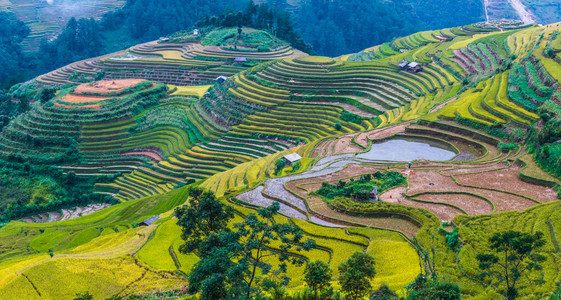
[315,171,406,201]
[498,143,519,152]
[370,284,398,299]
[334,122,342,130]
[341,111,362,124]
[304,260,333,292]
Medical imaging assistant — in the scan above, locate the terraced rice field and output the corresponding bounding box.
[4,21,561,299]
[37,36,303,86]
[2,0,126,52]
[231,121,558,234]
[0,184,420,298]
[225,119,561,299]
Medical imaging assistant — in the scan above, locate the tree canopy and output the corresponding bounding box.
[477,230,547,299]
[0,12,30,89]
[176,195,316,299]
[338,251,376,300]
[304,260,333,292]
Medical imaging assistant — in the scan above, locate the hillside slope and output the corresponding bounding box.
[2,21,561,298]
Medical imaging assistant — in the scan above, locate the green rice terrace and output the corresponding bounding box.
[3,21,561,299]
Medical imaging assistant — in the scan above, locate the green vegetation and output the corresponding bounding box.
[174,188,235,255]
[405,275,461,299]
[338,251,377,300]
[182,199,316,299]
[315,171,406,201]
[303,260,333,294]
[477,231,547,299]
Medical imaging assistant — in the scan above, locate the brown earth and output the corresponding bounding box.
[454,164,558,203]
[408,170,537,212]
[74,79,146,94]
[54,103,100,109]
[414,193,493,215]
[331,136,362,155]
[59,94,110,103]
[307,195,420,237]
[367,122,412,141]
[439,162,508,175]
[122,151,164,162]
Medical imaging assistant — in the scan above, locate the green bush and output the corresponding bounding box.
[498,143,519,152]
[334,122,342,130]
[315,171,405,202]
[341,111,362,124]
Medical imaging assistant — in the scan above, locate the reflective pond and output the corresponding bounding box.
[357,137,457,162]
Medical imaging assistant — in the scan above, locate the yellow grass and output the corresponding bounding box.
[155,50,187,60]
[349,227,421,296]
[449,31,506,50]
[0,256,183,299]
[0,255,50,287]
[168,84,212,98]
[137,220,180,271]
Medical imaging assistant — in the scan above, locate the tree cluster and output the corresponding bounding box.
[315,171,405,201]
[175,188,316,299]
[0,12,30,89]
[174,188,391,299]
[37,17,104,74]
[195,1,312,53]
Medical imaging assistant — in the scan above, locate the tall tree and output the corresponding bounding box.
[174,187,235,255]
[186,202,316,299]
[304,260,333,294]
[477,230,546,299]
[338,251,376,300]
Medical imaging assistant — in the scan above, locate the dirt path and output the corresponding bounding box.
[508,0,536,24]
[430,97,457,113]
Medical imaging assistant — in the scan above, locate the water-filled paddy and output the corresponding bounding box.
[357,137,457,162]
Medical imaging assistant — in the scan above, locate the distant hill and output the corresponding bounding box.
[0,0,125,52]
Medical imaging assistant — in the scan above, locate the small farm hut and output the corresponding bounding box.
[283,153,302,165]
[139,215,160,226]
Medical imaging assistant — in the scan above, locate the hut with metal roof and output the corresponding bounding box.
[283,153,302,165]
[139,215,160,226]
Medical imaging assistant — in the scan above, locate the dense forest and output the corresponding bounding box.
[292,0,484,56]
[0,12,30,90]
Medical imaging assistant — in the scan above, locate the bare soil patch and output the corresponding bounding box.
[330,136,362,155]
[122,151,163,162]
[367,123,410,141]
[308,195,420,237]
[415,193,493,215]
[454,165,558,203]
[376,185,464,222]
[355,131,370,148]
[440,162,508,175]
[74,79,146,94]
[407,170,537,213]
[54,103,100,109]
[60,94,109,103]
